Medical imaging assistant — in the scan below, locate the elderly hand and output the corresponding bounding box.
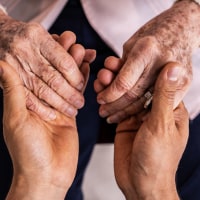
[96,0,200,123]
[0,11,95,120]
[0,59,89,200]
[114,63,189,200]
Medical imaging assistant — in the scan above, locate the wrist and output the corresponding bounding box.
[126,187,179,200]
[125,176,179,200]
[6,174,68,200]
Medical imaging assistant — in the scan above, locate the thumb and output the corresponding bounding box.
[151,62,187,121]
[0,61,27,116]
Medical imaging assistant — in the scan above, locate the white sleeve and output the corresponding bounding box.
[0,4,7,14]
[175,0,200,5]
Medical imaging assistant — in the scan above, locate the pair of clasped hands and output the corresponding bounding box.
[0,1,195,198]
[1,31,189,200]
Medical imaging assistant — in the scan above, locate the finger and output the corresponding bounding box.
[40,35,84,90]
[97,56,144,104]
[106,98,145,124]
[58,31,76,50]
[0,61,27,117]
[26,59,85,109]
[51,34,59,41]
[98,93,139,118]
[29,75,79,117]
[25,89,57,121]
[94,79,105,93]
[97,38,157,104]
[94,57,120,93]
[94,69,115,93]
[84,49,96,63]
[79,61,90,93]
[104,56,123,72]
[69,44,85,67]
[151,62,185,122]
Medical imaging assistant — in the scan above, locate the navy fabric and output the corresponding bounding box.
[176,114,200,199]
[49,1,117,199]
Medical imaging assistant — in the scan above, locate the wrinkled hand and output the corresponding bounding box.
[114,63,190,200]
[96,1,200,123]
[0,12,95,120]
[0,59,88,199]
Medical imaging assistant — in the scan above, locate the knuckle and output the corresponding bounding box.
[34,83,50,99]
[136,36,160,58]
[25,22,45,37]
[115,75,132,93]
[61,57,76,73]
[124,90,139,102]
[160,89,175,103]
[47,73,64,90]
[26,92,38,111]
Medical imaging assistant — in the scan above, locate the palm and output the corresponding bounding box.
[4,109,78,187]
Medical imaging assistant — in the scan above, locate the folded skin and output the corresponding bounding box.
[0,10,95,120]
[0,57,90,199]
[96,0,199,122]
[114,63,190,200]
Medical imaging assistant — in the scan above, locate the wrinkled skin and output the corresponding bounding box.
[0,48,91,199]
[0,11,95,120]
[96,0,200,123]
[114,63,190,200]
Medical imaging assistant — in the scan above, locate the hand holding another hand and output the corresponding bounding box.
[0,59,90,200]
[0,11,95,120]
[96,0,200,123]
[114,63,189,200]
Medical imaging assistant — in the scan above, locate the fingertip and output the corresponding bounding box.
[97,68,115,86]
[94,79,105,93]
[69,44,85,67]
[97,95,106,104]
[84,49,96,63]
[166,64,181,82]
[104,56,122,72]
[59,31,76,50]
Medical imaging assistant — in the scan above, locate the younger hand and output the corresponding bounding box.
[114,63,189,200]
[0,60,87,200]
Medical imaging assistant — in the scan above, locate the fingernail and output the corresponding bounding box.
[167,67,181,81]
[97,98,106,105]
[74,100,84,108]
[77,82,84,91]
[49,111,57,120]
[65,107,77,116]
[99,109,108,117]
[107,118,112,124]
[107,117,116,124]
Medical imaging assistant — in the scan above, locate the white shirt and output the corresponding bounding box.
[1,0,200,119]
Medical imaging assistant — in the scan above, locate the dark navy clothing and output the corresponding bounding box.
[176,114,200,199]
[49,1,117,199]
[0,0,200,200]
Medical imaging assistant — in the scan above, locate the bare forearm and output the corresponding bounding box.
[157,0,200,50]
[133,0,200,60]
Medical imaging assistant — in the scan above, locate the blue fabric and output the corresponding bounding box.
[49,1,117,199]
[176,114,200,199]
